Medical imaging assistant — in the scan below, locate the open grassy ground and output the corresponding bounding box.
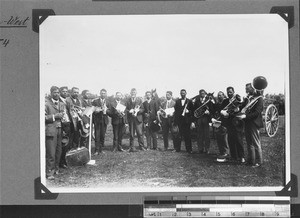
[47,116,285,188]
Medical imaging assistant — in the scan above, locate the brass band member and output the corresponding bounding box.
[158,91,177,151]
[111,92,127,152]
[45,86,65,180]
[92,89,111,155]
[192,89,214,154]
[211,91,230,159]
[143,91,160,150]
[126,88,146,152]
[239,83,264,167]
[221,87,245,163]
[174,89,193,153]
[80,90,92,149]
[58,86,71,169]
[66,87,83,150]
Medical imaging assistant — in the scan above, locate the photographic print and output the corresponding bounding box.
[40,14,289,192]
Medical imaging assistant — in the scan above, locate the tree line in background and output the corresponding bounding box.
[45,89,285,115]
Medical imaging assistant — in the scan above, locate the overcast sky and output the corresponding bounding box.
[40,14,288,99]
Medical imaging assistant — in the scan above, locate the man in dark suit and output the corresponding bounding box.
[143,91,159,150]
[92,89,111,155]
[58,86,71,169]
[192,89,214,154]
[126,88,146,152]
[159,91,178,151]
[221,87,245,163]
[238,83,264,167]
[66,87,83,150]
[110,92,127,152]
[174,89,193,153]
[45,86,65,180]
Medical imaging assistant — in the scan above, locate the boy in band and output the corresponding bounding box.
[238,83,264,167]
[126,88,146,152]
[159,91,177,151]
[92,89,111,155]
[174,89,193,153]
[143,91,159,150]
[110,92,127,152]
[45,86,65,180]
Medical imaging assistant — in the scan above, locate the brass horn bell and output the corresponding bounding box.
[253,76,268,91]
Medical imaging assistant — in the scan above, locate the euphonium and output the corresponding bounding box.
[193,94,214,118]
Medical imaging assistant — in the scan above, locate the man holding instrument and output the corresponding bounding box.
[192,89,214,154]
[220,87,245,163]
[92,89,111,155]
[45,86,65,179]
[158,91,177,151]
[211,91,230,160]
[174,89,193,153]
[238,83,264,167]
[143,91,160,150]
[66,87,83,150]
[110,92,127,152]
[58,86,71,169]
[126,88,146,152]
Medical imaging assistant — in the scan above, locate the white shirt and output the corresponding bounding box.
[181,99,186,106]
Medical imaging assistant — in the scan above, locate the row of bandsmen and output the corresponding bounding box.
[45,85,264,180]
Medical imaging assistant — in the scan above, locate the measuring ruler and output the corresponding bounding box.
[144,196,290,217]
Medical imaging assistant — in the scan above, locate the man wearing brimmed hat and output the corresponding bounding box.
[45,86,65,180]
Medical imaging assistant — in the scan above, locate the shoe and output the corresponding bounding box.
[46,175,55,180]
[59,164,68,169]
[218,153,229,159]
[118,148,125,152]
[93,151,100,156]
[252,163,261,168]
[241,158,246,164]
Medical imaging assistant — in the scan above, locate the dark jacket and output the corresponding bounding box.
[45,98,65,136]
[126,98,145,123]
[143,99,159,124]
[174,98,193,125]
[110,99,127,125]
[244,95,264,128]
[92,98,111,125]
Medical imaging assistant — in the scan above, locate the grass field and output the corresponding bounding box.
[47,116,285,188]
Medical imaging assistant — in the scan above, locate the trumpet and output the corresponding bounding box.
[182,103,188,116]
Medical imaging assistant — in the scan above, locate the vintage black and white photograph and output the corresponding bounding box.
[40,14,289,192]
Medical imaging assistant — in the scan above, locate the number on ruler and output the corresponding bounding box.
[260,212,265,216]
[172,212,177,216]
[216,212,221,216]
[231,212,236,216]
[202,212,206,216]
[275,211,280,216]
[186,212,191,216]
[245,212,250,216]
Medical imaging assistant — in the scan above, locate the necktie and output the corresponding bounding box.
[167,101,170,108]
